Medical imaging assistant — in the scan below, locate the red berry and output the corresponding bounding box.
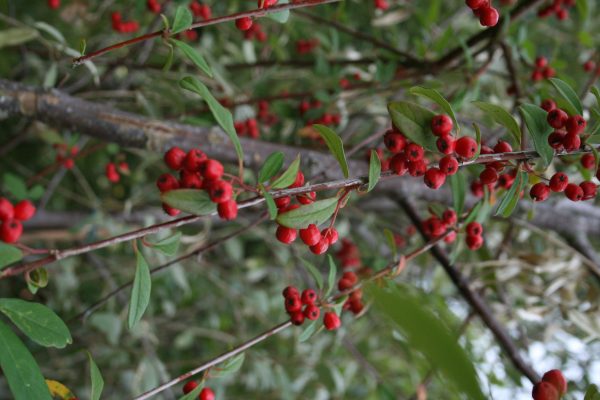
[466,234,483,250]
[209,180,233,203]
[301,289,317,305]
[236,17,253,31]
[565,115,586,135]
[217,199,238,220]
[535,56,548,68]
[405,143,424,162]
[408,159,428,177]
[423,217,446,237]
[430,114,453,136]
[200,387,215,400]
[48,0,60,9]
[282,286,299,298]
[466,221,483,236]
[444,231,457,243]
[105,163,120,183]
[289,171,305,188]
[200,159,224,180]
[455,136,478,159]
[549,172,568,192]
[439,155,459,175]
[276,226,297,244]
[303,304,320,320]
[540,99,556,112]
[285,296,302,313]
[436,135,456,155]
[0,198,14,221]
[466,0,486,9]
[423,167,446,189]
[310,237,329,255]
[162,203,180,216]
[542,66,555,79]
[581,153,595,169]
[183,149,207,172]
[274,196,291,209]
[180,171,203,189]
[532,381,559,400]
[182,381,198,394]
[561,132,581,152]
[297,191,316,205]
[290,311,305,325]
[13,200,35,221]
[530,182,550,202]
[384,132,407,153]
[471,180,484,197]
[479,6,499,26]
[479,167,498,184]
[164,147,187,170]
[390,153,408,175]
[584,60,596,72]
[498,173,515,189]
[493,140,512,153]
[156,173,180,192]
[147,0,161,14]
[547,109,568,129]
[565,183,583,201]
[300,224,321,246]
[442,209,457,225]
[541,369,567,395]
[323,312,341,330]
[321,227,339,245]
[547,131,566,150]
[580,181,597,200]
[0,219,23,244]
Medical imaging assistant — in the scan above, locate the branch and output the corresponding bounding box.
[396,196,541,384]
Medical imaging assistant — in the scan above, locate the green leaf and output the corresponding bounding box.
[549,78,583,116]
[0,320,52,400]
[449,173,466,217]
[388,101,437,152]
[146,232,182,256]
[128,249,152,329]
[495,171,528,218]
[325,255,337,297]
[472,101,521,146]
[178,383,204,400]
[584,384,600,400]
[161,189,217,216]
[300,258,324,289]
[79,39,86,55]
[163,42,174,71]
[472,123,482,159]
[259,152,285,183]
[0,27,39,49]
[367,150,381,192]
[211,353,245,378]
[590,145,600,172]
[276,197,338,229]
[0,298,72,348]
[26,268,48,295]
[519,104,554,167]
[464,201,483,225]
[271,156,300,189]
[369,284,485,400]
[3,172,28,200]
[298,318,320,342]
[0,242,23,270]
[266,0,290,23]
[170,39,213,77]
[87,352,104,400]
[383,228,397,259]
[409,86,459,132]
[259,184,278,220]
[314,124,349,178]
[172,6,193,34]
[592,86,600,112]
[180,77,244,165]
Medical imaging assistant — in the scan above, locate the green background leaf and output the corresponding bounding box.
[87,351,104,400]
[409,86,459,131]
[271,156,300,189]
[172,6,193,34]
[388,101,437,152]
[472,101,521,146]
[367,150,381,192]
[259,152,285,183]
[314,124,349,178]
[549,78,583,115]
[0,242,23,270]
[170,39,213,77]
[128,249,152,329]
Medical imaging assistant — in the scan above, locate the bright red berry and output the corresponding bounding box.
[562,133,581,152]
[162,203,180,216]
[405,143,424,162]
[300,224,321,246]
[466,234,483,250]
[439,155,459,175]
[466,0,486,9]
[297,191,316,205]
[493,140,512,153]
[455,136,478,159]
[384,131,407,153]
[236,17,253,31]
[282,286,299,298]
[209,180,233,203]
[182,381,198,394]
[217,199,238,220]
[532,381,559,400]
[547,109,568,129]
[466,221,483,237]
[321,227,339,245]
[200,387,215,400]
[535,56,548,68]
[424,167,446,189]
[323,312,341,330]
[540,99,556,112]
[565,115,586,135]
[408,159,428,177]
[48,0,60,8]
[105,163,120,183]
[549,172,568,192]
[390,153,408,175]
[285,296,302,313]
[183,149,207,172]
[290,171,305,188]
[0,198,14,221]
[565,183,583,201]
[303,304,320,320]
[436,135,456,155]
[156,173,180,192]
[581,153,595,169]
[301,289,317,305]
[547,131,565,150]
[180,171,203,189]
[580,181,597,200]
[530,182,550,202]
[431,114,453,136]
[0,219,23,244]
[276,226,297,244]
[479,167,498,184]
[200,159,224,180]
[13,200,35,221]
[479,6,499,26]
[164,147,187,170]
[541,369,567,395]
[310,237,329,255]
[498,173,515,189]
[442,209,457,225]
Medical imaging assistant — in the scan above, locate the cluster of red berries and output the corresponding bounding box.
[105,161,129,183]
[299,100,342,129]
[256,100,278,125]
[111,12,139,34]
[53,144,78,170]
[339,73,363,90]
[531,57,556,82]
[0,199,36,244]
[335,238,363,270]
[373,0,389,10]
[146,0,161,14]
[465,0,500,27]
[189,1,211,20]
[532,369,567,400]
[47,0,60,9]
[337,271,365,315]
[235,17,254,32]
[335,240,376,316]
[470,140,516,194]
[537,0,575,20]
[530,172,596,202]
[242,22,267,42]
[283,286,341,330]
[235,118,260,139]
[157,147,238,220]
[295,39,320,55]
[182,381,214,400]
[541,99,586,152]
[421,208,457,244]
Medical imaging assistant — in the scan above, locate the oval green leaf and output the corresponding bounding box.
[325,255,338,297]
[472,101,521,146]
[549,78,583,116]
[519,103,554,167]
[0,242,23,270]
[409,86,459,132]
[0,298,72,348]
[259,151,285,183]
[276,197,338,229]
[87,351,104,400]
[128,249,152,330]
[314,124,349,178]
[367,150,381,192]
[146,232,182,256]
[161,189,217,216]
[495,170,528,218]
[271,155,300,189]
[388,101,437,152]
[170,39,213,77]
[300,258,324,289]
[172,6,193,34]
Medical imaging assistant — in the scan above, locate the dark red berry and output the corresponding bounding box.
[535,56,548,68]
[493,140,512,153]
[180,171,203,189]
[439,155,459,175]
[285,296,302,313]
[541,369,567,395]
[289,171,305,188]
[297,191,316,205]
[182,381,198,394]
[321,227,339,245]
[236,17,253,31]
[13,200,35,221]
[162,203,180,216]
[540,99,556,112]
[442,209,457,225]
[530,182,550,202]
[455,136,478,159]
[217,199,238,220]
[580,181,597,200]
[466,234,483,250]
[200,159,224,180]
[547,131,566,150]
[209,180,233,203]
[466,0,486,9]
[436,134,455,155]
[498,173,515,189]
[466,221,483,236]
[479,6,499,26]
[0,198,13,221]
[547,109,568,129]
[581,153,595,170]
[430,114,453,136]
[303,304,320,320]
[565,183,583,201]
[408,159,428,177]
[565,115,586,135]
[405,143,424,162]
[479,167,498,184]
[183,149,207,172]
[282,286,299,299]
[323,312,341,330]
[423,167,446,189]
[561,133,581,152]
[274,196,291,209]
[310,237,329,255]
[390,153,408,175]
[276,226,297,244]
[549,172,568,192]
[384,132,406,153]
[300,224,321,246]
[301,289,317,305]
[0,219,23,244]
[290,311,305,325]
[164,147,186,170]
[156,173,180,192]
[532,382,559,400]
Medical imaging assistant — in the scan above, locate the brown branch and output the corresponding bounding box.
[396,196,540,384]
[72,0,343,66]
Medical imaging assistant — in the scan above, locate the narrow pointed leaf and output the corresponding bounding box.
[161,189,216,215]
[87,352,104,400]
[259,152,284,183]
[549,78,583,115]
[472,101,521,145]
[409,86,459,131]
[367,150,381,192]
[314,124,349,178]
[172,6,193,34]
[325,255,337,297]
[300,258,324,289]
[388,101,437,151]
[171,39,213,77]
[519,103,554,167]
[271,156,300,189]
[128,249,152,329]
